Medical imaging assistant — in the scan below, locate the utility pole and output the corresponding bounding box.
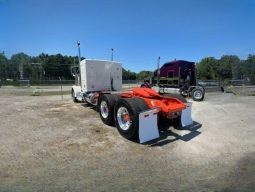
[111,48,114,61]
[77,41,81,86]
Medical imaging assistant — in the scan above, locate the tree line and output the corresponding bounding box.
[0,52,80,83]
[0,52,255,84]
[0,52,153,83]
[196,54,255,84]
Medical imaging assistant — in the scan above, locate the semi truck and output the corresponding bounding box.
[72,59,194,143]
[152,60,205,101]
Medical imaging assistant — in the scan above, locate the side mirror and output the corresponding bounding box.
[71,66,79,77]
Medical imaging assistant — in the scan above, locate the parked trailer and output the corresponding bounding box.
[72,59,193,143]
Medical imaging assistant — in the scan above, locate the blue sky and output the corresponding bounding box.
[1,0,255,72]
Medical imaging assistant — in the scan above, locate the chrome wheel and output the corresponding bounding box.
[100,101,109,119]
[117,107,131,131]
[193,90,202,100]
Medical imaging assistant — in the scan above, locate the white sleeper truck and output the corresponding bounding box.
[72,59,122,104]
[71,59,194,143]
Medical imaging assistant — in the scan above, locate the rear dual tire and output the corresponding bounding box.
[114,98,149,140]
[98,94,120,125]
[98,95,149,141]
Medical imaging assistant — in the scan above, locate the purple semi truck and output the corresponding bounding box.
[153,60,205,101]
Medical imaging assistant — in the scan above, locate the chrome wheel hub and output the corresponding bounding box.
[194,90,202,99]
[117,107,131,131]
[100,101,109,119]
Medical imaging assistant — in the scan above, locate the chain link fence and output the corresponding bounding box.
[0,79,143,87]
[228,79,252,86]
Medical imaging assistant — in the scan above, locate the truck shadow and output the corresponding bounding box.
[144,121,202,147]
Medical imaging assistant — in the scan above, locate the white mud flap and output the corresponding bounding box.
[181,102,193,127]
[139,108,159,143]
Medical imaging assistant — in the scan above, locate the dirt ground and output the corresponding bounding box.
[0,88,255,192]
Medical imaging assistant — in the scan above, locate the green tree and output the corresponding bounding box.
[122,68,137,80]
[0,53,8,80]
[219,55,240,80]
[10,52,31,79]
[137,70,153,80]
[243,54,255,84]
[197,57,219,80]
[39,53,74,80]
